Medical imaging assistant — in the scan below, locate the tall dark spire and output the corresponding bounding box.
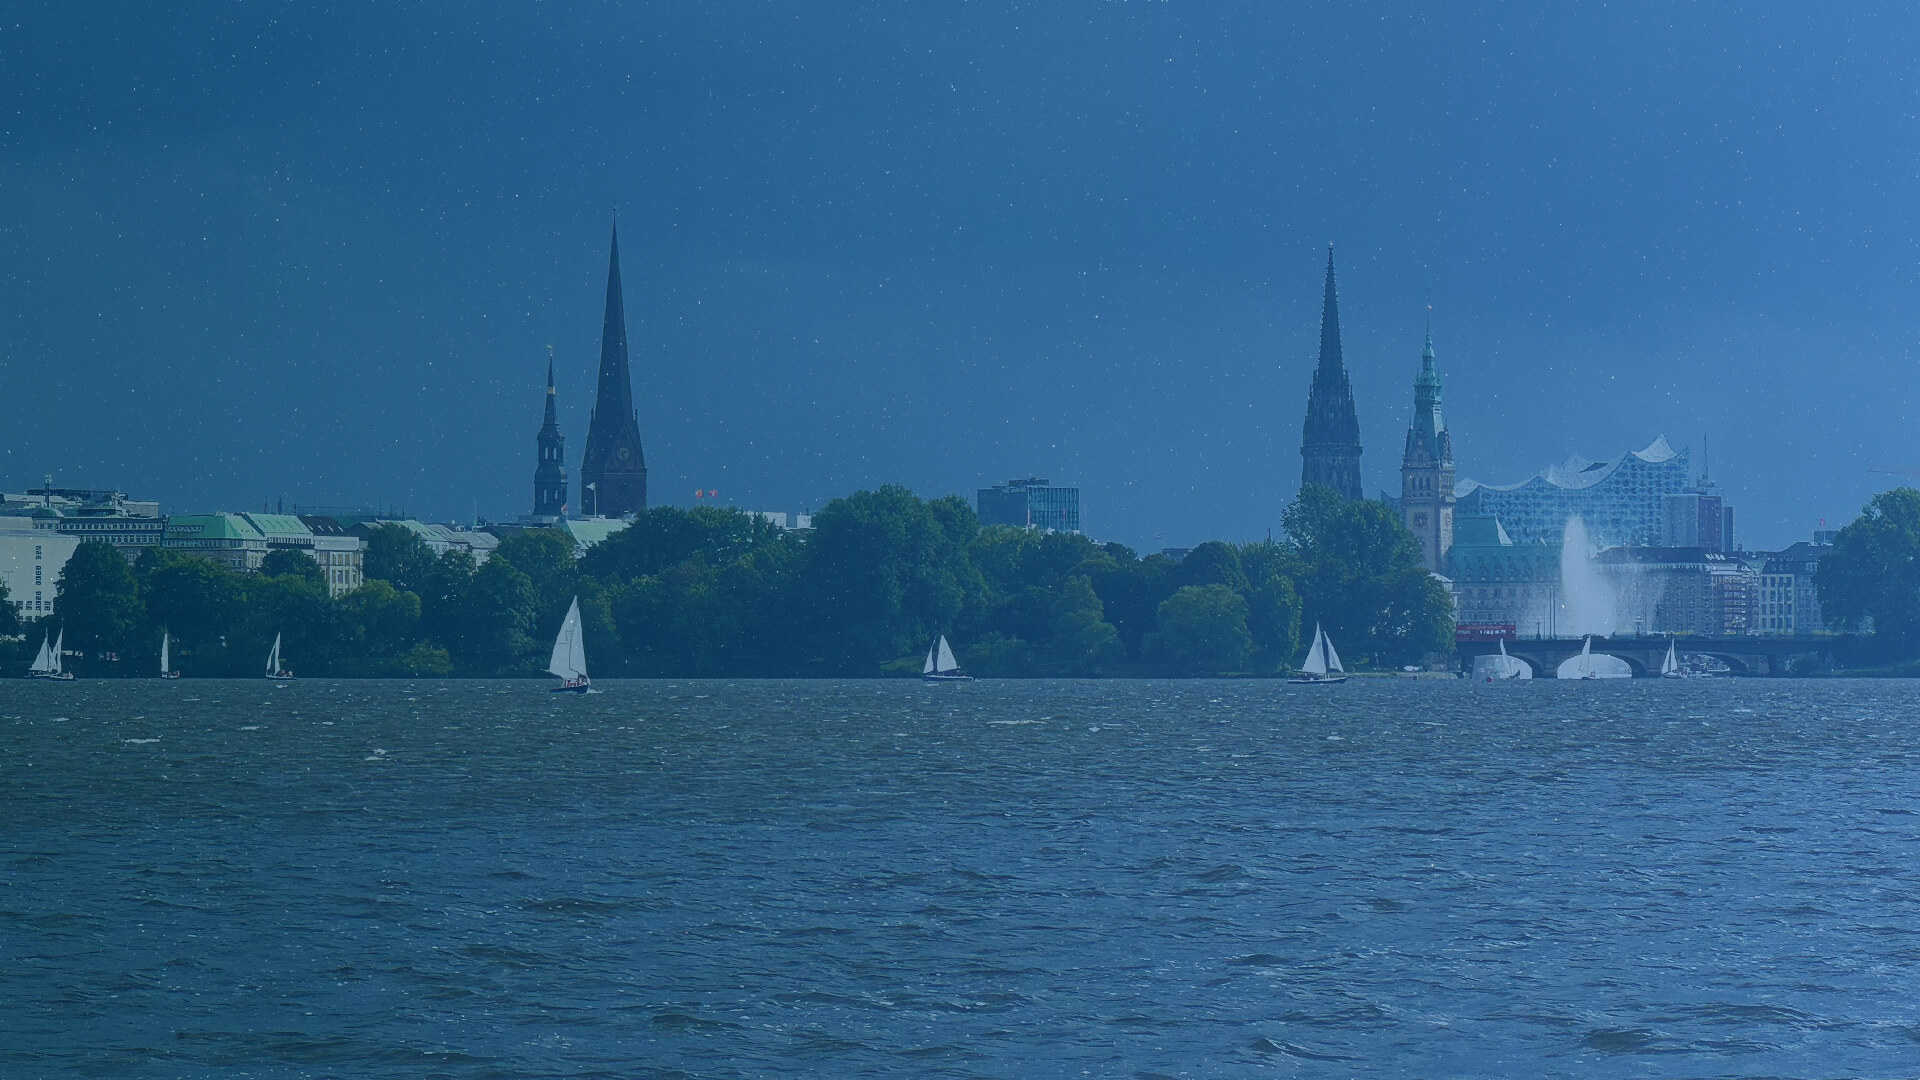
[1299,246,1364,500]
[533,349,568,518]
[579,220,648,517]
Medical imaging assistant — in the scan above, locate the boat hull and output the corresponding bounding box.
[25,672,74,681]
[1287,675,1349,685]
[922,673,974,682]
[550,681,593,694]
[265,674,295,682]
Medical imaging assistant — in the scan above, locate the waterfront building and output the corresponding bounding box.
[2,486,165,563]
[1399,327,1455,573]
[977,478,1081,533]
[350,520,497,565]
[1445,515,1561,637]
[163,513,269,573]
[533,353,568,521]
[579,223,649,517]
[299,516,367,598]
[1757,537,1832,634]
[0,517,80,618]
[1455,437,1692,549]
[1299,246,1364,501]
[1662,492,1735,553]
[1594,547,1758,637]
[563,516,631,554]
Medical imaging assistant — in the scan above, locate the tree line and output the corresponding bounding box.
[1,485,1454,678]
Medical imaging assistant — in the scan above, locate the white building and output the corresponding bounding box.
[0,515,80,619]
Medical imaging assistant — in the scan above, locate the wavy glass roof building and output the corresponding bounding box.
[1454,436,1692,549]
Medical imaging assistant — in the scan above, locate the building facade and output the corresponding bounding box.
[533,353,568,520]
[300,516,367,598]
[1757,539,1831,634]
[0,516,80,619]
[1399,328,1455,573]
[977,478,1081,533]
[1299,246,1364,501]
[163,513,269,572]
[1445,515,1562,637]
[1594,547,1757,637]
[1455,437,1693,549]
[579,223,649,517]
[1663,491,1734,553]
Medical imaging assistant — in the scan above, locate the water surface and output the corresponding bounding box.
[4,678,1919,1078]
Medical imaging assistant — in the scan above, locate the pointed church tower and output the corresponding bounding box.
[579,221,649,517]
[1299,246,1364,500]
[1399,325,1455,572]
[533,351,569,519]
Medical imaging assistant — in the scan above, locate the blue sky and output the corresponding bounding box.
[3,2,1915,549]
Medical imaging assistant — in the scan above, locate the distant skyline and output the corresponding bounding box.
[4,4,1917,550]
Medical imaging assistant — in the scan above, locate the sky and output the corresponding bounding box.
[2,2,1917,550]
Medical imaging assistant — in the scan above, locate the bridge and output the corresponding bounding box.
[1455,635,1837,677]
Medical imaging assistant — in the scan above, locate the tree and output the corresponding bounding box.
[580,506,785,583]
[337,580,422,665]
[0,577,18,638]
[452,557,540,674]
[245,573,339,675]
[137,549,241,673]
[54,541,140,669]
[803,485,975,672]
[259,548,326,586]
[1817,487,1920,644]
[362,524,436,593]
[1145,584,1253,674]
[1282,487,1453,667]
[1047,575,1124,674]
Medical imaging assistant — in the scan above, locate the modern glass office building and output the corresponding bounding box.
[977,478,1080,533]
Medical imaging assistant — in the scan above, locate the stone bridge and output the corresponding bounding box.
[1456,635,1836,678]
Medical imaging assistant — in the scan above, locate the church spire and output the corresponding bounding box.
[1399,321,1455,573]
[532,346,568,519]
[1299,245,1364,500]
[579,219,649,517]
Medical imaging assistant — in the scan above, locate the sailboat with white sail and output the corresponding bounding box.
[1477,638,1531,681]
[160,630,181,679]
[1289,623,1349,684]
[25,628,73,680]
[922,634,972,682]
[264,632,294,681]
[548,597,593,693]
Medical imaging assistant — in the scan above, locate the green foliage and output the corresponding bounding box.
[54,541,141,668]
[338,580,422,660]
[1047,576,1124,674]
[362,523,436,593]
[259,548,325,585]
[0,576,18,638]
[1281,487,1453,667]
[804,485,974,673]
[1817,488,1920,643]
[1146,584,1254,673]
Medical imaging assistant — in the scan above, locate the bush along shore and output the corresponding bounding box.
[1,486,1454,679]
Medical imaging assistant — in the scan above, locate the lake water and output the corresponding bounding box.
[4,678,1920,1078]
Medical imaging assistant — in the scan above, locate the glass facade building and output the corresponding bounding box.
[977,478,1080,533]
[1454,436,1692,549]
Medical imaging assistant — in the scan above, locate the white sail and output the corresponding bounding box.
[266,632,281,676]
[1322,630,1345,674]
[1579,635,1593,677]
[935,635,959,673]
[52,628,64,675]
[923,638,939,675]
[1661,639,1678,675]
[161,631,170,676]
[548,598,587,681]
[29,631,54,675]
[1301,625,1328,676]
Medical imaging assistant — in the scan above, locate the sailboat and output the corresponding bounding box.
[25,628,73,680]
[1288,623,1350,684]
[922,634,972,682]
[1482,638,1530,681]
[160,630,181,679]
[1660,637,1683,678]
[264,632,294,681]
[548,597,593,693]
[1575,636,1602,679]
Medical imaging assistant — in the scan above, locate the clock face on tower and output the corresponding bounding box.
[617,446,631,461]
